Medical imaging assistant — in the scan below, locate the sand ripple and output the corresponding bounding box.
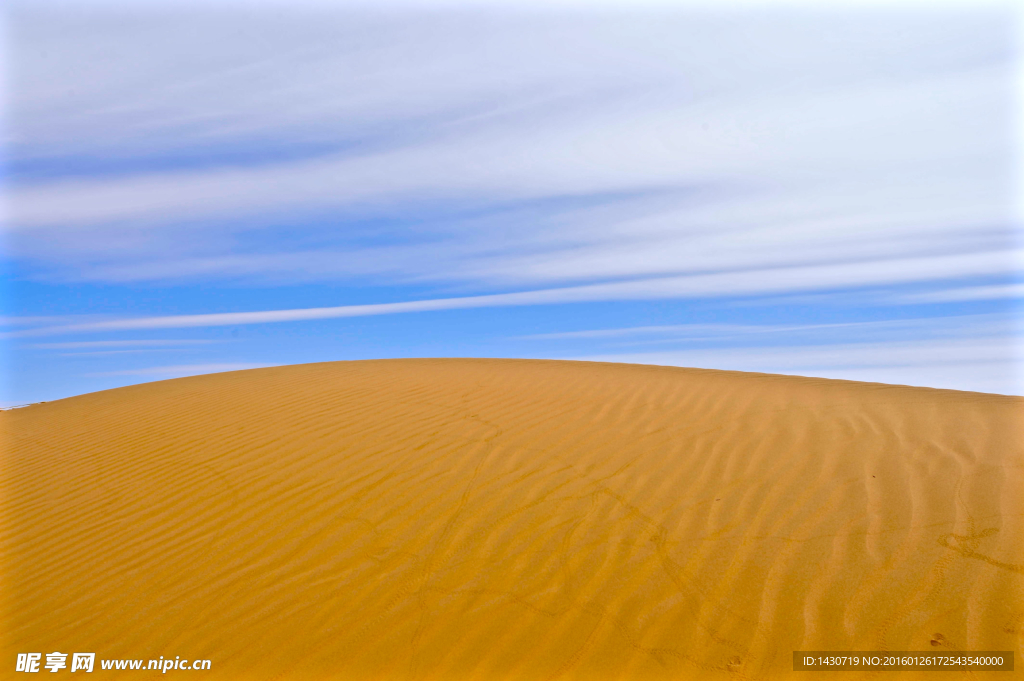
[2,359,1022,679]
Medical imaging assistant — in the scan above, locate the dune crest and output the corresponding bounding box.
[3,359,1022,679]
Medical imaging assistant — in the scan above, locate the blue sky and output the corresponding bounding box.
[2,0,1022,405]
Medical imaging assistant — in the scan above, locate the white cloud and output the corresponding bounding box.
[9,65,1009,233]
[4,7,1019,295]
[85,363,264,377]
[575,337,1023,395]
[0,315,104,327]
[15,0,1010,8]
[539,313,1023,394]
[31,339,220,349]
[58,349,196,356]
[897,282,1024,302]
[519,313,1018,343]
[7,249,1022,338]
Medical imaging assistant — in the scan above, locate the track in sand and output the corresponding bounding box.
[3,359,1022,679]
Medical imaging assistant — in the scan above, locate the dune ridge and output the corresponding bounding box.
[3,359,1022,679]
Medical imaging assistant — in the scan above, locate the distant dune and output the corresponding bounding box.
[3,359,1022,679]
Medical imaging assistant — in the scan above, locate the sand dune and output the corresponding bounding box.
[2,359,1022,679]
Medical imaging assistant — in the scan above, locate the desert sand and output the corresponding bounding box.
[2,358,1022,679]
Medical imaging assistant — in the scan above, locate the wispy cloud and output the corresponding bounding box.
[6,249,1020,338]
[31,339,222,349]
[576,336,1023,395]
[3,4,1020,403]
[1,315,106,328]
[85,363,264,378]
[5,8,1018,296]
[58,350,202,357]
[522,324,743,340]
[520,314,1018,343]
[897,282,1024,302]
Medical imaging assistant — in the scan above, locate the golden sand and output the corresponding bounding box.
[2,359,1022,679]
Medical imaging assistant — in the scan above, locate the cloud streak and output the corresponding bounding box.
[85,363,265,378]
[577,336,1023,395]
[5,7,1018,295]
[3,4,1020,403]
[898,282,1024,302]
[31,339,222,349]
[6,249,1020,338]
[520,313,1018,343]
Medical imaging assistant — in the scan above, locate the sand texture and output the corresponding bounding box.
[3,359,1023,679]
